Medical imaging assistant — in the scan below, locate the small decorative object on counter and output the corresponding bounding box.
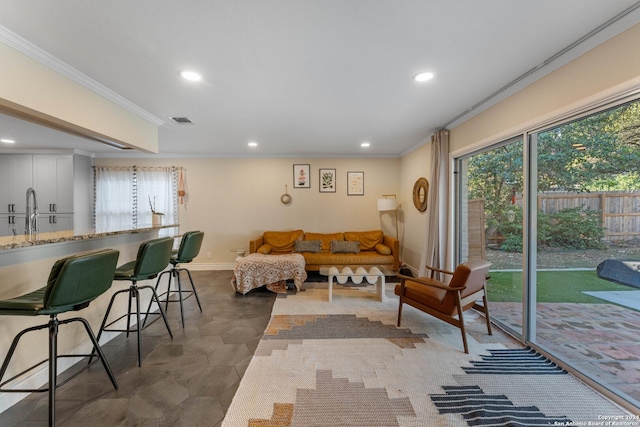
[149,195,164,226]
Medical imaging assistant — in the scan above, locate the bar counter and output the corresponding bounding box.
[0,223,179,413]
[0,223,179,251]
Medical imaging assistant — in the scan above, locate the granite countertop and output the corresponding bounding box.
[0,223,179,251]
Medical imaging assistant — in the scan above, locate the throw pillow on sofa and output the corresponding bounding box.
[330,240,361,253]
[304,232,344,252]
[375,243,392,255]
[257,244,272,254]
[294,239,322,253]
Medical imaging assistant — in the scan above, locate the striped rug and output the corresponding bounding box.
[222,283,630,426]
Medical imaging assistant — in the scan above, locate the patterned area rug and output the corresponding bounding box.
[222,283,631,426]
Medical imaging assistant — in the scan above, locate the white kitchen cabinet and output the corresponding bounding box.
[0,155,33,213]
[37,214,73,233]
[0,153,92,236]
[33,155,74,214]
[0,214,26,236]
[0,213,74,237]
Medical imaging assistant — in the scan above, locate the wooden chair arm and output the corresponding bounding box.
[395,273,466,292]
[424,264,455,276]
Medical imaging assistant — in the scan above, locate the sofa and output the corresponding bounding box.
[249,229,400,272]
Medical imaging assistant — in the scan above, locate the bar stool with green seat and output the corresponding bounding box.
[0,249,120,427]
[147,231,204,328]
[95,237,174,367]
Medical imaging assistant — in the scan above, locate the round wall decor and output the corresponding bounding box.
[280,185,292,205]
[413,177,429,212]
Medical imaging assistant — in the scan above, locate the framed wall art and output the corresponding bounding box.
[319,168,336,193]
[293,164,310,188]
[347,171,364,196]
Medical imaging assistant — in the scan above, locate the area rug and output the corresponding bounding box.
[222,283,631,426]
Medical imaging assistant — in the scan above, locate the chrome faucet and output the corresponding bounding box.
[25,187,39,234]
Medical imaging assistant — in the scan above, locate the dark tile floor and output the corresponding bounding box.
[0,270,277,427]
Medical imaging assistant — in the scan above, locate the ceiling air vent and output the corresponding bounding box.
[169,116,193,124]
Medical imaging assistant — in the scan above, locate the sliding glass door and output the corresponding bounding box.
[457,137,524,338]
[456,97,640,410]
[531,100,640,406]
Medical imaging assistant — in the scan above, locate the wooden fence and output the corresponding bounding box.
[466,192,639,259]
[529,191,640,241]
[508,191,640,240]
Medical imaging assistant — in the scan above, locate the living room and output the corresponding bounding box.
[1,2,640,424]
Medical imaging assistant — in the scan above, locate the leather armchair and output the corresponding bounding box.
[395,260,492,354]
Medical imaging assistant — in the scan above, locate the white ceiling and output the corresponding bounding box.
[1,0,640,158]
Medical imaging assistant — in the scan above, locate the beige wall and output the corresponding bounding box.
[0,41,158,153]
[96,157,401,268]
[398,143,431,271]
[451,22,640,154]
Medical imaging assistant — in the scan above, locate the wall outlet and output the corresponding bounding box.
[206,251,212,259]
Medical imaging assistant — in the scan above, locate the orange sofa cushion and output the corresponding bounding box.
[263,230,304,253]
[344,230,384,251]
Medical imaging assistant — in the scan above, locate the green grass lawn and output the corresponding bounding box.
[487,270,633,303]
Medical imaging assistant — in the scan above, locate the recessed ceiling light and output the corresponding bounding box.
[1,139,15,144]
[413,72,434,82]
[180,70,202,82]
[361,142,370,148]
[248,141,258,147]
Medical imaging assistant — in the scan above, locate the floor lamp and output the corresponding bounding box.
[377,194,399,242]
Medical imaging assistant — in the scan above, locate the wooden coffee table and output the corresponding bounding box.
[319,265,393,302]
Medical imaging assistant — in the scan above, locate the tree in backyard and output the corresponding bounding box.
[536,103,640,192]
[467,140,523,236]
[467,100,640,251]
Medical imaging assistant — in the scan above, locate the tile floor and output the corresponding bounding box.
[0,270,276,427]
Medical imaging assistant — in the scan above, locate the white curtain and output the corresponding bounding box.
[94,166,178,230]
[137,167,177,226]
[95,167,135,230]
[419,129,450,278]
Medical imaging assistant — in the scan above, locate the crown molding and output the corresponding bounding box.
[0,25,164,127]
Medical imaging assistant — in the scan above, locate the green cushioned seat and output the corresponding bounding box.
[0,288,48,315]
[0,249,120,427]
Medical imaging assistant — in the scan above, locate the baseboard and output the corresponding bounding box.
[401,264,419,277]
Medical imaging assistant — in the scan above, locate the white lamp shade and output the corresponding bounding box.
[377,198,397,211]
